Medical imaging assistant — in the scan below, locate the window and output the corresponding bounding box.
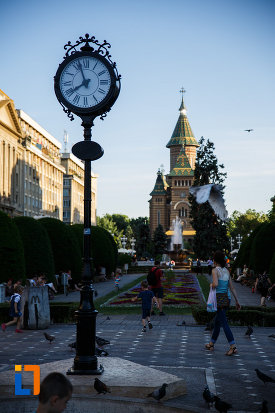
[63,189,69,197]
[63,211,70,219]
[64,199,71,207]
[64,179,70,187]
[157,210,160,226]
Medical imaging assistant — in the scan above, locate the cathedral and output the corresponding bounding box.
[149,94,199,246]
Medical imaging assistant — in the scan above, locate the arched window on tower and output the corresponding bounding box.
[157,210,161,226]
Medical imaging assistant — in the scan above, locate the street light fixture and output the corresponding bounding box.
[121,235,127,249]
[54,33,121,375]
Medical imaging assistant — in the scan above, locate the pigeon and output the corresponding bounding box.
[96,336,110,347]
[255,369,275,384]
[189,184,228,221]
[203,385,215,407]
[44,332,55,344]
[213,396,232,413]
[176,320,186,326]
[147,383,168,401]
[268,334,275,338]
[106,316,110,320]
[94,377,111,394]
[245,325,253,337]
[260,400,268,413]
[95,348,109,357]
[244,129,253,132]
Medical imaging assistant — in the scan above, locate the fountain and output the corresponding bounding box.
[167,217,188,268]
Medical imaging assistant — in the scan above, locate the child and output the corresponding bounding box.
[1,285,24,333]
[34,372,73,413]
[132,280,159,332]
[114,269,121,291]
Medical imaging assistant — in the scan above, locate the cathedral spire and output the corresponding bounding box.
[166,91,199,148]
[150,170,168,196]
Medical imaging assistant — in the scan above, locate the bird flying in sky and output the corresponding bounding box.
[244,129,253,132]
[189,184,228,221]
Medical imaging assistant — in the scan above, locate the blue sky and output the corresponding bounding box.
[1,0,275,218]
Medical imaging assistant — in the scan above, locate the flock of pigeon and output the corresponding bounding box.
[43,327,275,411]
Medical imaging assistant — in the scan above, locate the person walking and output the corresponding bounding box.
[132,280,159,332]
[2,285,24,333]
[196,259,201,275]
[148,260,165,316]
[255,271,272,307]
[205,250,241,356]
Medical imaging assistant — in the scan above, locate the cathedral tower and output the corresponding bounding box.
[149,92,199,244]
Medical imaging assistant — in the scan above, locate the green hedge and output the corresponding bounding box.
[250,222,275,275]
[191,305,275,326]
[39,218,82,281]
[71,224,117,275]
[14,216,55,281]
[0,211,25,282]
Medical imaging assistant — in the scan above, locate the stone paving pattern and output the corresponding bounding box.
[1,271,275,412]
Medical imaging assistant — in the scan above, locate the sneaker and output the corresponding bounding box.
[1,323,6,332]
[142,327,146,332]
[159,312,166,316]
[15,329,23,333]
[151,311,156,316]
[148,322,153,329]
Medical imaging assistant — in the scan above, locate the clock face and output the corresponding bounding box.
[59,55,112,109]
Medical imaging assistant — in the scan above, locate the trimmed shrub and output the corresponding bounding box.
[71,224,117,276]
[117,253,132,267]
[232,224,264,273]
[249,222,275,274]
[39,218,82,281]
[191,305,275,326]
[14,216,54,281]
[0,211,25,282]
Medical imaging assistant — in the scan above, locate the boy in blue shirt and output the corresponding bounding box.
[132,280,159,332]
[2,285,24,333]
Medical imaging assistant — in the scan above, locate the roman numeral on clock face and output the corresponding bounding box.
[73,95,80,104]
[83,96,88,106]
[83,59,89,68]
[63,81,72,86]
[100,80,108,85]
[98,70,106,76]
[65,88,74,97]
[93,95,98,103]
[98,88,106,94]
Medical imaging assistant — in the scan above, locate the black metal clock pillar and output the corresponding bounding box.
[54,34,121,375]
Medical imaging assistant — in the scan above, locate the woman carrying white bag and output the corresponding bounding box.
[205,250,241,356]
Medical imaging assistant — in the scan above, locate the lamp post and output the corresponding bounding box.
[54,33,120,375]
[121,235,127,249]
[236,234,242,250]
[230,237,234,251]
[130,237,136,251]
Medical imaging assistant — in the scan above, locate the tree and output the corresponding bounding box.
[249,222,275,274]
[189,137,229,259]
[0,211,25,282]
[14,216,54,281]
[227,209,268,249]
[39,218,82,281]
[153,225,168,258]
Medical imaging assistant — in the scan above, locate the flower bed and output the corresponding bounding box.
[102,272,203,308]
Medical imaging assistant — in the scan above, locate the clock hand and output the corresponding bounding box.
[73,78,91,92]
[77,62,90,88]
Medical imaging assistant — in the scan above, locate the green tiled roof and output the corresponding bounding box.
[150,171,168,196]
[168,147,194,177]
[166,98,199,148]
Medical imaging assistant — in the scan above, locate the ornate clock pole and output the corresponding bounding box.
[54,34,121,374]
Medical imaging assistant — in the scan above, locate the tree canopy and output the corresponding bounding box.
[189,137,229,259]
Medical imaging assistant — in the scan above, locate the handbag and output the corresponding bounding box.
[207,287,217,312]
[216,292,229,308]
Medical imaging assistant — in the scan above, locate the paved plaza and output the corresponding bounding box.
[1,273,275,412]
